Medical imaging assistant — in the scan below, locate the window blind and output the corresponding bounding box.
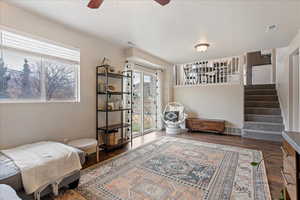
[1,30,80,63]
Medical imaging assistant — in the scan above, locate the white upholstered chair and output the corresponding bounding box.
[162,102,187,135]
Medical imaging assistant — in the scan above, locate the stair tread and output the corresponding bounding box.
[245,90,277,93]
[245,95,277,97]
[245,88,276,90]
[243,129,282,135]
[246,114,282,117]
[244,121,284,125]
[245,99,278,102]
[245,107,281,110]
[245,84,276,87]
[245,100,279,103]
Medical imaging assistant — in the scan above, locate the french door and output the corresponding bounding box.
[132,71,158,137]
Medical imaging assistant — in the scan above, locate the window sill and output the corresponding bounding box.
[0,100,80,104]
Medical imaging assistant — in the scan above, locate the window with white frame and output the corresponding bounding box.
[0,30,80,102]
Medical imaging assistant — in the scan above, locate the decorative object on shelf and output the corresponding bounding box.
[114,98,121,109]
[107,85,116,92]
[98,100,105,110]
[96,64,133,151]
[98,81,106,93]
[108,66,115,73]
[107,102,114,110]
[100,57,111,66]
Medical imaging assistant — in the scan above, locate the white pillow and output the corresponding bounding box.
[0,184,21,200]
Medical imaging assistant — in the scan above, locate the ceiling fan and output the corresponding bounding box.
[87,0,171,9]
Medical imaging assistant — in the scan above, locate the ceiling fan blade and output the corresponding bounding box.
[87,0,104,9]
[153,0,171,6]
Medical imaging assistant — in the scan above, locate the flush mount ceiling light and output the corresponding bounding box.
[87,0,171,9]
[195,43,210,52]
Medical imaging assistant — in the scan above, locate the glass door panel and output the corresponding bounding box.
[143,74,157,132]
[132,72,142,137]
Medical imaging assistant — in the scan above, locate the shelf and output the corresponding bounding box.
[98,91,131,95]
[96,67,132,152]
[97,72,131,79]
[97,108,131,112]
[99,139,130,150]
[97,123,130,131]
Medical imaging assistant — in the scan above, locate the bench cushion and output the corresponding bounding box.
[68,138,97,152]
[0,147,85,192]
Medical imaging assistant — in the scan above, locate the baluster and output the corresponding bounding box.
[230,60,233,83]
[204,62,206,84]
[206,62,209,84]
[236,57,239,73]
[220,60,224,83]
[213,61,216,84]
[202,62,204,85]
[216,62,219,84]
[205,62,207,84]
[208,61,211,84]
[199,62,202,84]
[225,61,228,83]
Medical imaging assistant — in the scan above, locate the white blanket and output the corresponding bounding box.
[1,141,82,195]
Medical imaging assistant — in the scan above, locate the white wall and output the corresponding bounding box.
[252,64,272,85]
[0,2,126,148]
[173,84,244,129]
[276,29,300,131]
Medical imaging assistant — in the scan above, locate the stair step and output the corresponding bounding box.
[244,121,284,132]
[245,114,283,123]
[245,107,281,115]
[245,89,277,95]
[245,101,280,108]
[245,84,276,89]
[242,129,282,142]
[245,95,278,101]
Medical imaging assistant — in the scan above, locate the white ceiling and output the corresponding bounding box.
[4,0,300,64]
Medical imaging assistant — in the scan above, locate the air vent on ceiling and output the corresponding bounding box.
[266,24,277,32]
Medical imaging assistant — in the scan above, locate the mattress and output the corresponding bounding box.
[0,147,86,192]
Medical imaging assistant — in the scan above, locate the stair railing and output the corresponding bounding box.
[174,56,244,87]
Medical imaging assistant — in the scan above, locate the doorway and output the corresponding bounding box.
[132,71,158,138]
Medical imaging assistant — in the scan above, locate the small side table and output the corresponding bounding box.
[68,138,99,163]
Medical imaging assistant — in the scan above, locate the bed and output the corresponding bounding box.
[0,147,86,199]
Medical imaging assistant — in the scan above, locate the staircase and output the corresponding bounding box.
[243,84,284,142]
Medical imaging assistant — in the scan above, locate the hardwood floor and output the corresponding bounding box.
[83,131,283,199]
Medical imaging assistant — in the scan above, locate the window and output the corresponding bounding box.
[0,30,80,102]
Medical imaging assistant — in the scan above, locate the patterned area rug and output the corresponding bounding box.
[76,137,271,200]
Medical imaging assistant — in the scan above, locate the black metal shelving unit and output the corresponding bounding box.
[96,65,133,151]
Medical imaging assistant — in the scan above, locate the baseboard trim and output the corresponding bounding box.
[225,127,242,136]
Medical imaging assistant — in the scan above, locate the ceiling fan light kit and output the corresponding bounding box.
[87,0,171,9]
[153,0,171,6]
[87,0,104,9]
[195,43,210,52]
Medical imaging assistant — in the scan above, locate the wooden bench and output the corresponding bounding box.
[186,118,225,134]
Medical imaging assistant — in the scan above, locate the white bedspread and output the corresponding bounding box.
[1,141,82,195]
